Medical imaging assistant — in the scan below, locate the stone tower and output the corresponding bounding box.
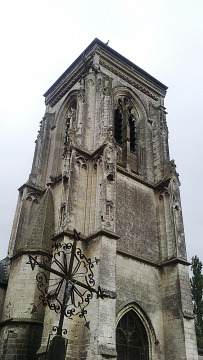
[0,39,198,360]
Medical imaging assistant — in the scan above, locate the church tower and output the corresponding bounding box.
[0,39,198,360]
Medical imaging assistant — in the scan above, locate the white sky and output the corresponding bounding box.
[0,0,202,263]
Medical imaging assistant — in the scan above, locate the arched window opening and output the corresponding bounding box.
[63,98,77,156]
[70,99,77,112]
[68,99,77,129]
[129,116,136,153]
[116,310,149,360]
[114,108,123,145]
[64,117,70,148]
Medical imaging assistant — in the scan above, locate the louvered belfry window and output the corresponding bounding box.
[116,311,149,360]
[114,108,123,145]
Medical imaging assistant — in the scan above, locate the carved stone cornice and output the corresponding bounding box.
[44,38,167,108]
[45,66,86,107]
[18,182,45,195]
[100,58,159,101]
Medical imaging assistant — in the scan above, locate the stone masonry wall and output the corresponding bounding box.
[116,172,159,262]
[116,254,165,360]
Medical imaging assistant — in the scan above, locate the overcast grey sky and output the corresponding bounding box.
[0,0,202,263]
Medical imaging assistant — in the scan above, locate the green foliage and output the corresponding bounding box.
[190,256,203,348]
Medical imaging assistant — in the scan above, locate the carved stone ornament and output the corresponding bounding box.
[103,76,112,96]
[75,153,88,169]
[93,154,103,169]
[100,59,158,101]
[92,52,100,73]
[148,101,158,123]
[106,126,116,145]
[36,118,45,142]
[26,191,39,203]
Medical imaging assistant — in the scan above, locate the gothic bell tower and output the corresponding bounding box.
[0,39,198,360]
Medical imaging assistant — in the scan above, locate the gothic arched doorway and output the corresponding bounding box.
[116,310,149,360]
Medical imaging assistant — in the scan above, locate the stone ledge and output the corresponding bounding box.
[51,228,120,243]
[117,250,191,269]
[117,250,160,268]
[183,311,194,319]
[11,249,52,261]
[87,229,120,241]
[117,165,154,189]
[101,289,117,299]
[18,182,45,194]
[161,257,190,267]
[98,344,117,357]
[0,318,43,327]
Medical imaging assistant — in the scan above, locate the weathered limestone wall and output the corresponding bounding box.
[116,172,160,262]
[0,285,7,321]
[116,254,165,360]
[37,233,117,360]
[161,263,198,360]
[1,40,198,359]
[0,254,48,359]
[0,322,42,360]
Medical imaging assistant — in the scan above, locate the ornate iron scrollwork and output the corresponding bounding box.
[27,229,103,332]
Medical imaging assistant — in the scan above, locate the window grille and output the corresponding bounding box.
[116,311,148,360]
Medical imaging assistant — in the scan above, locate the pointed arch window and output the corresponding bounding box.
[129,114,136,153]
[114,107,123,145]
[64,99,77,146]
[67,99,77,129]
[116,310,149,360]
[114,98,137,152]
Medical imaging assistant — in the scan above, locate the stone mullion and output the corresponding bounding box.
[77,95,84,135]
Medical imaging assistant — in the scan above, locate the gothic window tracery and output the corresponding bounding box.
[114,96,139,172]
[114,97,137,153]
[116,310,149,360]
[67,99,77,129]
[63,99,77,152]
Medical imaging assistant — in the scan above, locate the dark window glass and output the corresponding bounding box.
[114,108,123,145]
[129,116,136,153]
[116,311,148,360]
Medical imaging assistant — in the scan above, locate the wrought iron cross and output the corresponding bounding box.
[27,229,103,336]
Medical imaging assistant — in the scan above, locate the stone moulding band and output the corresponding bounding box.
[117,250,191,268]
[51,228,120,243]
[10,250,52,261]
[99,58,159,101]
[0,318,44,327]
